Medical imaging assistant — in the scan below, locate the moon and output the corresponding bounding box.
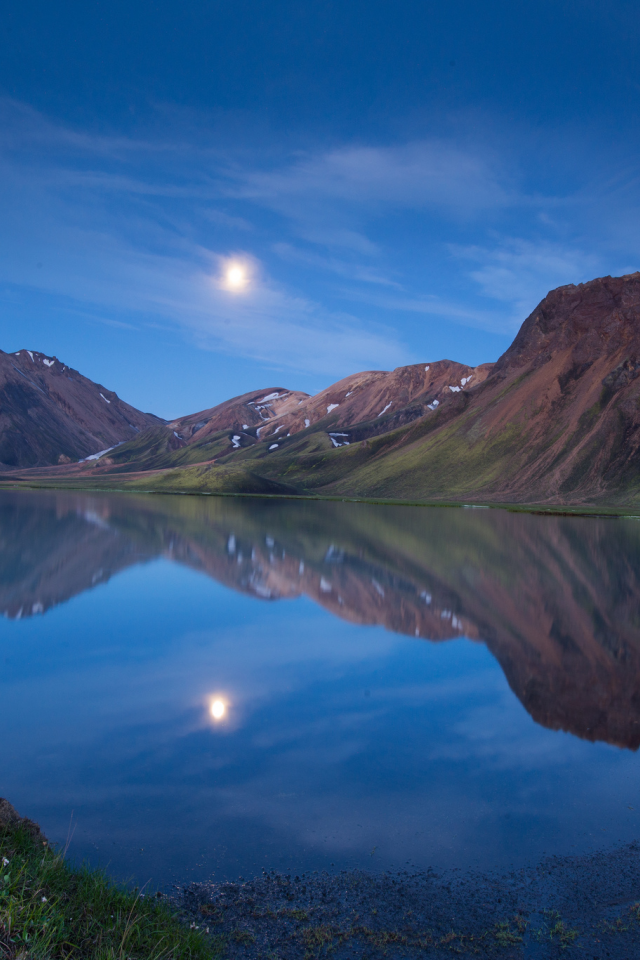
[210,698,226,720]
[226,264,246,288]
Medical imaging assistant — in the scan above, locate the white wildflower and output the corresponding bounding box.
[1,857,8,866]
[41,896,47,902]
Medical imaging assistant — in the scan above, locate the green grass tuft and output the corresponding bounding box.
[0,820,220,960]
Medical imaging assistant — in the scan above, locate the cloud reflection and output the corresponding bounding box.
[3,490,640,886]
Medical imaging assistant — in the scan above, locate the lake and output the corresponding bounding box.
[1,489,639,890]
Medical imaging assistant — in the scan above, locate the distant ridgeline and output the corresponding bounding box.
[3,272,640,506]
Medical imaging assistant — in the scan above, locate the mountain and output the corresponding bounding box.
[168,386,310,442]
[92,361,491,473]
[122,270,640,507]
[244,360,494,442]
[0,349,163,467]
[3,489,639,749]
[5,272,640,506]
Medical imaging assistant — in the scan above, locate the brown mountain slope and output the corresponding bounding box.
[155,362,491,454]
[83,386,312,472]
[466,271,640,500]
[0,349,162,467]
[87,361,490,468]
[227,271,640,505]
[167,386,310,445]
[253,360,493,441]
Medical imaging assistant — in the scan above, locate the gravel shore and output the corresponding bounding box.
[172,841,640,958]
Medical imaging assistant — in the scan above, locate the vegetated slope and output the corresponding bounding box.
[94,386,311,472]
[0,349,163,467]
[233,272,640,505]
[70,361,492,475]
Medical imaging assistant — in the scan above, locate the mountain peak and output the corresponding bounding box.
[0,349,162,467]
[496,271,640,375]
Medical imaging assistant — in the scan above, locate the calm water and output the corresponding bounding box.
[1,489,639,888]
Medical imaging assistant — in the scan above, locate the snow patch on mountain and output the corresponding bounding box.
[79,445,118,462]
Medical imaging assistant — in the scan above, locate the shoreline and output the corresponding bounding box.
[155,840,640,957]
[3,797,640,957]
[1,478,639,519]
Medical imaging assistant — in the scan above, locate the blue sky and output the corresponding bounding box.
[1,0,640,417]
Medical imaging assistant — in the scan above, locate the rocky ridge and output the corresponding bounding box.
[250,359,493,443]
[0,349,162,467]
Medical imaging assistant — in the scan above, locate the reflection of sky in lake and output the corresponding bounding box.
[2,548,639,889]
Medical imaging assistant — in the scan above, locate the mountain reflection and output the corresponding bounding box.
[3,489,640,750]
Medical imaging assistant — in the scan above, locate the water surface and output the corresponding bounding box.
[1,490,639,887]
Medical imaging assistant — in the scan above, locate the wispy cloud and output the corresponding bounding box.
[230,140,513,253]
[171,261,410,375]
[451,238,605,326]
[339,288,508,335]
[272,242,403,288]
[3,94,640,386]
[0,99,410,377]
[235,141,512,213]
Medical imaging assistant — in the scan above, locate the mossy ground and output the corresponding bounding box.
[0,818,220,960]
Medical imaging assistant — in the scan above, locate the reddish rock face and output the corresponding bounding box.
[168,387,310,443]
[253,360,494,441]
[457,272,640,502]
[0,349,162,467]
[147,360,494,458]
[496,272,640,373]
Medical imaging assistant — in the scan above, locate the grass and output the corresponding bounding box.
[0,818,220,960]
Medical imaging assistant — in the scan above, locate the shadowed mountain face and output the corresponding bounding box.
[0,350,163,467]
[3,490,640,749]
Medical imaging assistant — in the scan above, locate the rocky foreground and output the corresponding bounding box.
[4,792,640,958]
[173,842,640,959]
